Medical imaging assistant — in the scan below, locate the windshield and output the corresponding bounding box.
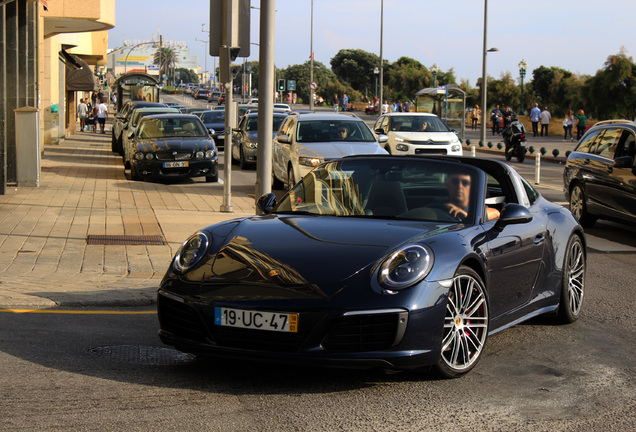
[275,158,480,224]
[200,111,225,123]
[245,116,287,132]
[138,117,208,139]
[390,116,450,133]
[296,120,376,143]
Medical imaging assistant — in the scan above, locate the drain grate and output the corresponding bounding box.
[86,235,165,246]
[88,345,195,366]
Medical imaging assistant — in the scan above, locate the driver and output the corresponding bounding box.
[336,124,350,140]
[444,173,500,221]
[419,121,429,131]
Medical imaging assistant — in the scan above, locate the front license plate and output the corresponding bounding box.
[214,307,298,333]
[163,161,188,168]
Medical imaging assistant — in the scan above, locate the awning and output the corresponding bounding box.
[61,50,98,92]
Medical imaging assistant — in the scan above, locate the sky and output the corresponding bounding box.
[108,0,636,87]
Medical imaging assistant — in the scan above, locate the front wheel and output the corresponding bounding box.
[504,144,512,161]
[569,184,596,227]
[516,146,525,163]
[436,266,489,378]
[557,235,585,323]
[287,167,296,191]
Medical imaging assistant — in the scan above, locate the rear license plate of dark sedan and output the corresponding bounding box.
[214,307,298,333]
[163,161,188,168]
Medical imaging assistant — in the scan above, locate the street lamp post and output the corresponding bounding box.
[518,59,528,115]
[123,40,159,74]
[431,63,439,88]
[195,36,208,87]
[373,67,379,99]
[378,0,384,115]
[480,0,498,146]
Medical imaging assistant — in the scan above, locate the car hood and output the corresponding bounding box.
[135,138,214,152]
[201,215,453,296]
[299,141,387,159]
[392,131,458,142]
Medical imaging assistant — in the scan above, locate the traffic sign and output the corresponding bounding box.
[288,80,296,91]
[310,81,317,90]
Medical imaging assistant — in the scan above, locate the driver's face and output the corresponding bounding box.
[447,174,471,209]
[337,127,349,139]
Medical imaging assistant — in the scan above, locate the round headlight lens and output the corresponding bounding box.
[195,151,205,159]
[134,152,144,161]
[145,153,154,160]
[173,231,210,274]
[205,149,215,158]
[378,245,433,290]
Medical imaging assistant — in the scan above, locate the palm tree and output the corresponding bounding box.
[153,47,178,82]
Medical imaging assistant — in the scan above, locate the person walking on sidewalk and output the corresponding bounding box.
[575,109,587,140]
[563,109,575,141]
[530,103,541,137]
[471,105,481,130]
[77,98,88,132]
[540,106,551,136]
[97,98,108,134]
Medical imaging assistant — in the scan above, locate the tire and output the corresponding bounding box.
[435,266,489,378]
[130,164,141,181]
[239,148,247,170]
[206,173,218,183]
[287,167,296,191]
[516,146,525,163]
[557,235,585,323]
[385,146,392,155]
[504,144,512,161]
[272,169,283,190]
[117,135,124,156]
[569,184,596,228]
[124,159,130,170]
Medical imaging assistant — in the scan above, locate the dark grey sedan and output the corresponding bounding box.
[129,114,218,182]
[231,112,289,169]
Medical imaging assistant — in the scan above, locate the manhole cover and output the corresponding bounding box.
[88,345,194,366]
[86,235,165,246]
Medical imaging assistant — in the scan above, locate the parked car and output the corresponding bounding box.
[157,155,586,377]
[198,110,226,149]
[112,101,167,155]
[231,112,289,169]
[128,114,218,183]
[563,119,636,227]
[122,107,180,168]
[194,89,211,100]
[274,103,292,112]
[272,113,388,190]
[208,91,224,103]
[372,113,463,156]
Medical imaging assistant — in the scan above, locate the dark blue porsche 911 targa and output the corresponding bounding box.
[157,155,586,377]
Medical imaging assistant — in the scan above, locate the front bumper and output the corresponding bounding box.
[133,159,218,180]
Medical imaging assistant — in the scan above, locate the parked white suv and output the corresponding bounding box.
[273,113,388,190]
[372,112,462,156]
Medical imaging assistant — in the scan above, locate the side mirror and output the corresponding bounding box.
[378,134,389,144]
[375,128,385,135]
[208,128,215,135]
[494,203,533,229]
[277,134,291,144]
[256,193,277,214]
[614,155,634,169]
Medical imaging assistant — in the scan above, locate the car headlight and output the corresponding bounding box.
[246,142,257,149]
[298,156,322,167]
[378,245,433,290]
[173,231,210,274]
[134,152,144,161]
[145,153,154,160]
[396,144,409,151]
[451,144,461,152]
[205,149,215,158]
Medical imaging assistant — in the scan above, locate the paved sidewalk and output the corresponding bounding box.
[0,129,254,308]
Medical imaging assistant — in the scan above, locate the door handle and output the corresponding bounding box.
[534,234,545,245]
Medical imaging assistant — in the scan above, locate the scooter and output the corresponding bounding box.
[502,118,527,163]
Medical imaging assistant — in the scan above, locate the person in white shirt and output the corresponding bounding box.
[381,100,389,114]
[97,99,108,134]
[540,107,551,137]
[529,103,541,137]
[77,98,88,132]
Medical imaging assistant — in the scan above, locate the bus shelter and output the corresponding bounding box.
[414,85,466,141]
[113,72,160,112]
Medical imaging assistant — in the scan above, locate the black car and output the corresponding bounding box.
[158,155,586,377]
[198,110,226,149]
[563,119,636,227]
[112,101,167,155]
[231,112,289,168]
[129,114,218,182]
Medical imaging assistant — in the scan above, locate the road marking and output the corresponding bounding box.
[0,309,156,315]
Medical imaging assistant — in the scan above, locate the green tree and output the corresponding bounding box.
[153,47,178,81]
[582,50,636,120]
[383,57,430,102]
[330,49,381,93]
[280,61,342,105]
[482,72,519,112]
[175,67,198,84]
[530,65,572,107]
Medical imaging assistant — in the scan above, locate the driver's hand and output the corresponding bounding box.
[444,203,468,219]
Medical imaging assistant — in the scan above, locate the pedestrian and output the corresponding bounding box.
[97,98,108,134]
[333,93,339,112]
[490,104,502,135]
[396,100,402,112]
[381,99,389,114]
[540,106,551,136]
[563,109,575,141]
[403,100,410,112]
[471,105,481,130]
[575,109,587,140]
[341,93,349,111]
[390,102,397,112]
[77,98,88,132]
[530,103,541,137]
